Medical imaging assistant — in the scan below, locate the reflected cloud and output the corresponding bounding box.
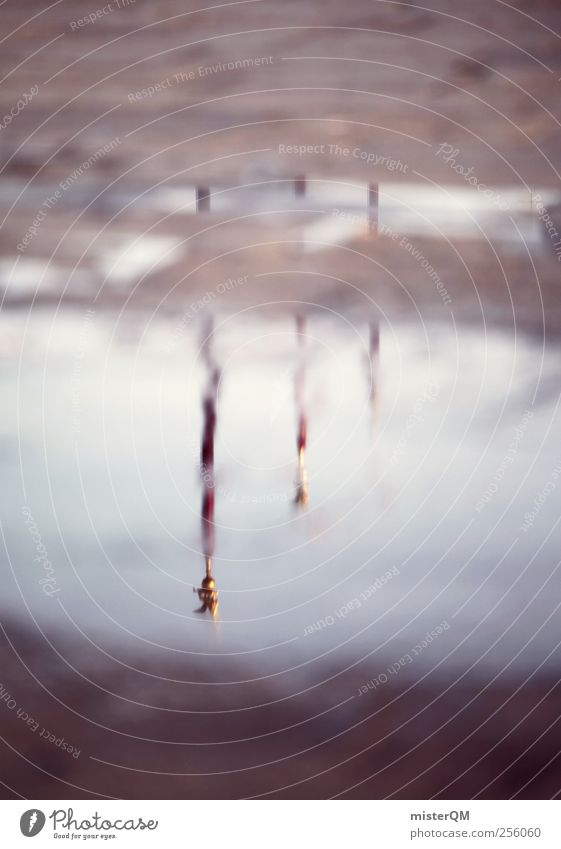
[195,318,220,617]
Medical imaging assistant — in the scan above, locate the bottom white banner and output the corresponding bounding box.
[1,800,559,847]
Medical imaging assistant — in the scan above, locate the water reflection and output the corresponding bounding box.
[367,321,380,412]
[196,185,211,212]
[138,177,556,249]
[194,319,220,617]
[2,306,560,675]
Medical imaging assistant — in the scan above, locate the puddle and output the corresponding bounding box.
[2,307,560,681]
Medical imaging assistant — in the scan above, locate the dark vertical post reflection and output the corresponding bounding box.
[194,319,220,617]
[294,315,309,507]
[196,186,211,212]
[294,174,307,197]
[368,183,379,234]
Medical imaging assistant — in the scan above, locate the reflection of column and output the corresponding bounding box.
[195,554,218,616]
[196,186,211,212]
[294,315,309,507]
[195,321,219,616]
[368,183,379,234]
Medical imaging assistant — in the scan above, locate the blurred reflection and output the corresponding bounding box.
[368,183,379,234]
[294,315,309,507]
[368,322,380,409]
[294,174,306,197]
[196,186,211,212]
[195,556,219,616]
[194,318,220,617]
